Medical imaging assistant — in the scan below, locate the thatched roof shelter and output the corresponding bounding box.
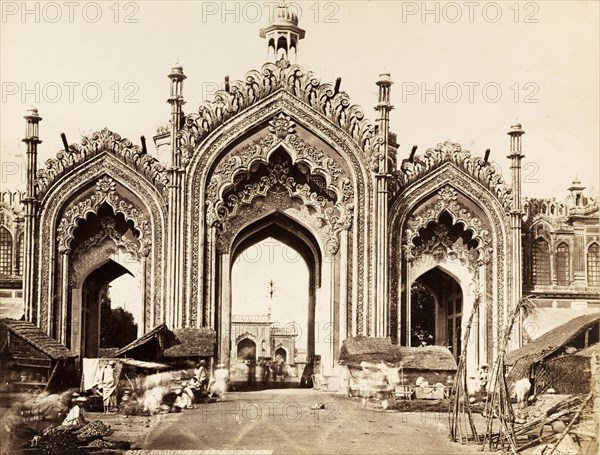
[163,328,216,358]
[395,346,458,371]
[506,312,599,382]
[339,337,401,364]
[339,336,457,371]
[0,319,76,363]
[1,319,78,391]
[114,323,177,361]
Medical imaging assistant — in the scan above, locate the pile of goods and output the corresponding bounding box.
[31,420,131,454]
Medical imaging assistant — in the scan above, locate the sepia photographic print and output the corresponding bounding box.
[0,1,598,454]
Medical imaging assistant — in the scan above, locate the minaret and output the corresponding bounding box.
[167,63,186,166]
[166,63,186,328]
[259,2,305,63]
[22,106,42,324]
[507,122,524,349]
[568,178,587,286]
[373,72,394,337]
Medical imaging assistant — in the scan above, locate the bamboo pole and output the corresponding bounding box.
[449,296,480,443]
[482,296,535,454]
[547,393,593,455]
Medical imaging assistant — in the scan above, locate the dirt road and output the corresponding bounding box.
[110,388,483,454]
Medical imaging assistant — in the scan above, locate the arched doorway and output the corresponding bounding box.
[68,203,142,357]
[412,268,463,361]
[237,337,257,361]
[274,346,287,364]
[228,211,320,371]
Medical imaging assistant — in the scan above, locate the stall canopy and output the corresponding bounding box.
[114,323,177,361]
[162,328,216,360]
[81,357,171,391]
[339,336,457,371]
[506,312,600,383]
[0,318,76,368]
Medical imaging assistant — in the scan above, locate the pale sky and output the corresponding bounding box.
[232,238,309,350]
[1,1,598,329]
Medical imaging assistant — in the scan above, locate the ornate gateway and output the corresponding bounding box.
[19,4,531,378]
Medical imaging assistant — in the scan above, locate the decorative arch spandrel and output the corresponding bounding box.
[35,153,167,334]
[389,162,511,344]
[184,92,373,334]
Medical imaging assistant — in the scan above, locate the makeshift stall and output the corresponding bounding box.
[339,336,457,401]
[113,323,178,362]
[506,312,599,393]
[0,319,77,393]
[80,358,172,412]
[162,327,216,370]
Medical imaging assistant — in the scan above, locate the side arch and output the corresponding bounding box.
[34,152,167,341]
[389,162,511,373]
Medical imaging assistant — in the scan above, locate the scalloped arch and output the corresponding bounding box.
[55,177,152,255]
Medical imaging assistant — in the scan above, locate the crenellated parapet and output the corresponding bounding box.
[0,191,25,216]
[176,60,383,168]
[391,140,512,210]
[34,128,169,198]
[523,188,599,225]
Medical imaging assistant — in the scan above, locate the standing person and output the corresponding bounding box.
[100,360,117,414]
[262,360,270,386]
[477,364,489,396]
[194,360,208,392]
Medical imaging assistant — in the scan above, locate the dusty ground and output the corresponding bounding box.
[97,388,485,454]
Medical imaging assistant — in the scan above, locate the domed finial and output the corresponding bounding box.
[259,0,305,63]
[26,106,39,116]
[169,61,185,80]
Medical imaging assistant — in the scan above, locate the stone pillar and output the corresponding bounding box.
[373,72,394,337]
[22,107,42,324]
[338,229,348,344]
[166,64,186,329]
[218,252,231,368]
[572,226,586,286]
[59,252,69,344]
[507,123,525,349]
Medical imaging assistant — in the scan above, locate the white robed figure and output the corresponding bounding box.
[99,360,117,413]
[209,364,229,401]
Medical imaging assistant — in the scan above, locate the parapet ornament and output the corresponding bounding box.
[35,128,169,198]
[176,61,384,166]
[393,140,512,210]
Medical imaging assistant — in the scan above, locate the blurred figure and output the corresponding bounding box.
[100,360,117,413]
[62,393,88,426]
[477,364,489,396]
[210,364,229,401]
[194,360,208,392]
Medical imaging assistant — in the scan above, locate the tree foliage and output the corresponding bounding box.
[410,281,436,347]
[100,295,138,348]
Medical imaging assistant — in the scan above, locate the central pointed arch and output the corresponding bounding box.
[221,211,322,371]
[185,87,376,377]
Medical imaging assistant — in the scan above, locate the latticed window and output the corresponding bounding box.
[532,238,551,285]
[16,233,24,276]
[588,243,600,287]
[0,227,12,276]
[556,243,570,286]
